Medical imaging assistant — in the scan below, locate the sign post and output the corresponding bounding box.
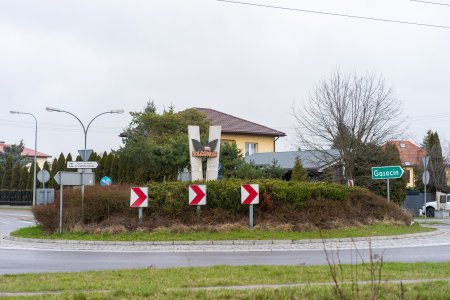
[54,171,95,233]
[130,187,148,224]
[422,156,430,219]
[59,172,63,233]
[189,185,206,216]
[241,184,259,228]
[371,166,404,202]
[37,170,50,204]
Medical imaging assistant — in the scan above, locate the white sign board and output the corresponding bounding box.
[130,187,148,208]
[241,184,259,205]
[67,161,99,169]
[54,171,95,186]
[189,184,206,205]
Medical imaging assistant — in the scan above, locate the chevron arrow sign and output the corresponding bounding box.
[189,184,206,206]
[130,187,148,208]
[241,184,259,205]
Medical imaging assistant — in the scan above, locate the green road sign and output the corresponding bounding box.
[371,166,404,180]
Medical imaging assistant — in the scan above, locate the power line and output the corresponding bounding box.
[216,0,450,29]
[410,0,450,7]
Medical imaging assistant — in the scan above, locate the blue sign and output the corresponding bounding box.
[100,176,112,186]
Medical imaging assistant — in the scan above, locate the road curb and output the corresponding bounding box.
[4,227,445,247]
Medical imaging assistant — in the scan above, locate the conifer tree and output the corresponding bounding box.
[19,167,29,190]
[27,163,41,190]
[65,153,73,170]
[102,153,112,178]
[49,158,58,189]
[11,164,22,190]
[0,166,3,187]
[96,151,107,180]
[56,153,66,173]
[291,157,308,181]
[110,155,119,183]
[421,131,447,193]
[1,156,13,189]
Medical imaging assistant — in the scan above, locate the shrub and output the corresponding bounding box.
[32,180,411,233]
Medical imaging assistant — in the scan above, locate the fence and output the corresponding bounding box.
[404,191,433,217]
[0,190,33,206]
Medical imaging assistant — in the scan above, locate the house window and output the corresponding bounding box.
[245,143,257,156]
[221,139,235,145]
[400,143,406,148]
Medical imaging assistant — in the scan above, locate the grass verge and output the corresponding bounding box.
[0,263,449,299]
[10,223,434,241]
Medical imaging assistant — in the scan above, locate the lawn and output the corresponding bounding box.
[0,263,449,299]
[11,223,434,241]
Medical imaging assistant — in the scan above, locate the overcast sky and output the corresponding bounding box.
[1,0,449,160]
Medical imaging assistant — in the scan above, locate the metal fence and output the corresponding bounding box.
[0,190,33,206]
[404,191,433,217]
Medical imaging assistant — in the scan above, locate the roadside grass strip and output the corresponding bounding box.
[0,263,450,299]
[11,223,434,242]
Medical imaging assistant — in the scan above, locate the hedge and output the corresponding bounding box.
[32,179,411,233]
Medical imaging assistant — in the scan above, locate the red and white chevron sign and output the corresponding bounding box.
[189,184,206,205]
[241,184,259,205]
[130,187,148,208]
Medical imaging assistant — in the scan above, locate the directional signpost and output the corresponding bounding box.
[54,171,96,233]
[54,171,95,186]
[371,166,404,202]
[241,184,259,228]
[130,187,148,224]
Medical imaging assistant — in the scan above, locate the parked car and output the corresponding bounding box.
[420,191,450,217]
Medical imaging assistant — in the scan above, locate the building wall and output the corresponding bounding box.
[404,166,414,188]
[220,133,275,155]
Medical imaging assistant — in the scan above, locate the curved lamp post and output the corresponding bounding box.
[45,107,124,222]
[10,111,38,206]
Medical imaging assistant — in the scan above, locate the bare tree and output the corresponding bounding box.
[294,70,405,179]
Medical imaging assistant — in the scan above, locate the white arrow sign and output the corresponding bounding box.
[67,161,99,169]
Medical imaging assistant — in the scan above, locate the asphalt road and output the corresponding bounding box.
[1,208,450,275]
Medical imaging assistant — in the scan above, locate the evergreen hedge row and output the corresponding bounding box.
[148,179,358,215]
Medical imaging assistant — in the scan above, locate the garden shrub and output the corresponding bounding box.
[32,180,411,233]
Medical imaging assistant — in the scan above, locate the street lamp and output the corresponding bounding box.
[45,107,124,150]
[10,110,38,207]
[45,107,124,222]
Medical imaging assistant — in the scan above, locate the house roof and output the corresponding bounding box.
[386,140,426,167]
[245,150,340,171]
[194,108,286,137]
[0,143,51,158]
